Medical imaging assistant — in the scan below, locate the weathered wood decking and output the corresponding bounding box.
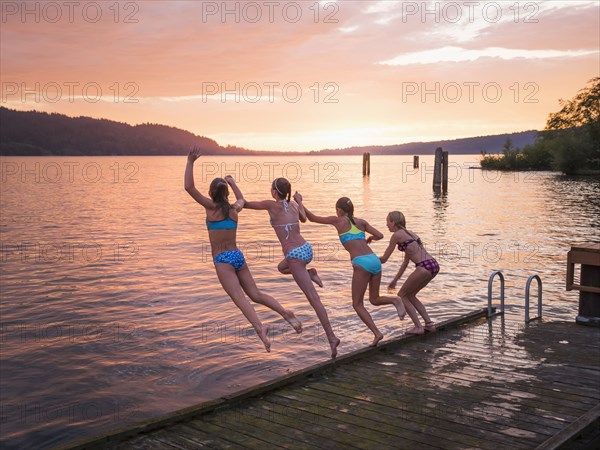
[63,310,600,449]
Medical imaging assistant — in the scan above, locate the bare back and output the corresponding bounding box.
[269,200,307,255]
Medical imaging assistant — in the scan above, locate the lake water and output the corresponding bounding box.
[1,155,599,448]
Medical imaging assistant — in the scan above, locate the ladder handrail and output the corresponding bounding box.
[488,271,505,317]
[525,274,542,323]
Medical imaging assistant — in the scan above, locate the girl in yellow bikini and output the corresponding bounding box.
[294,194,406,347]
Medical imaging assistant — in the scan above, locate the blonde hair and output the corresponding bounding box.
[388,211,406,229]
[389,210,422,245]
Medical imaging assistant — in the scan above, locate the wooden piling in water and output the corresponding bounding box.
[433,148,448,193]
[433,147,442,191]
[442,150,449,192]
[362,152,370,176]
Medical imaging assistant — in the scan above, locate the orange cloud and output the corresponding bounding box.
[1,0,598,151]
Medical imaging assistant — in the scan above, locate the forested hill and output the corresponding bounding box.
[0,107,258,156]
[1,107,537,155]
[311,131,538,155]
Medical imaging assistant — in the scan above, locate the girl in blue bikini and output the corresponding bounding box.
[184,149,302,352]
[242,178,340,358]
[294,194,407,347]
[380,211,438,335]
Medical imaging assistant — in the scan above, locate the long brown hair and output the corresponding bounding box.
[272,178,291,202]
[336,197,356,225]
[209,178,230,218]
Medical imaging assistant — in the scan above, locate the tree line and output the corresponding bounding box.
[0,107,254,156]
[481,77,600,175]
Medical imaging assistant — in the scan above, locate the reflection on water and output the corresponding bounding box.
[0,155,598,448]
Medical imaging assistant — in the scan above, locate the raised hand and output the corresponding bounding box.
[293,191,303,203]
[224,175,236,185]
[188,146,202,162]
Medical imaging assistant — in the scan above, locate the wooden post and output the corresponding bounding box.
[433,147,442,191]
[363,153,370,176]
[413,156,419,169]
[567,243,600,326]
[362,153,366,176]
[442,151,449,192]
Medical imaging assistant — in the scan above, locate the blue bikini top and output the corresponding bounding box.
[206,216,238,230]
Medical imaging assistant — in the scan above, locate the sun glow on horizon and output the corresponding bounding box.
[0,0,597,151]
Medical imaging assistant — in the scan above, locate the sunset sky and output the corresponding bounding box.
[1,0,598,151]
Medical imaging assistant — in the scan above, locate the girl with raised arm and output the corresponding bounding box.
[243,178,340,358]
[184,149,301,352]
[380,211,438,335]
[294,194,407,347]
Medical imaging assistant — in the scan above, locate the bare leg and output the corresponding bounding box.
[288,258,340,357]
[409,294,433,325]
[407,268,435,330]
[215,263,270,352]
[279,257,322,287]
[238,265,302,333]
[367,272,406,320]
[402,298,423,334]
[308,268,323,287]
[399,269,432,335]
[277,258,291,274]
[353,267,383,346]
[409,267,436,331]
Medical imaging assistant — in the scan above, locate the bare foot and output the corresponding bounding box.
[394,298,406,320]
[406,326,425,335]
[370,332,384,347]
[308,268,323,288]
[284,310,302,333]
[329,337,340,358]
[259,325,271,352]
[424,322,436,332]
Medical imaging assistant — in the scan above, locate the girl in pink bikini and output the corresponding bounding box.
[380,211,438,335]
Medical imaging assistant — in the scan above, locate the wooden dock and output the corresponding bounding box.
[63,310,600,449]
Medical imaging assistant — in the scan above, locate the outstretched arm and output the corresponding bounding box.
[184,148,213,209]
[225,175,245,211]
[293,192,338,225]
[244,199,275,211]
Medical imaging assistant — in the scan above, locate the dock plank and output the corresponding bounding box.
[307,376,557,439]
[186,419,278,449]
[283,380,539,449]
[260,394,414,450]
[61,312,600,450]
[270,390,445,450]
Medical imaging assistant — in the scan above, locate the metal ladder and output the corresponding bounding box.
[487,271,543,322]
[525,275,542,322]
[487,271,505,318]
